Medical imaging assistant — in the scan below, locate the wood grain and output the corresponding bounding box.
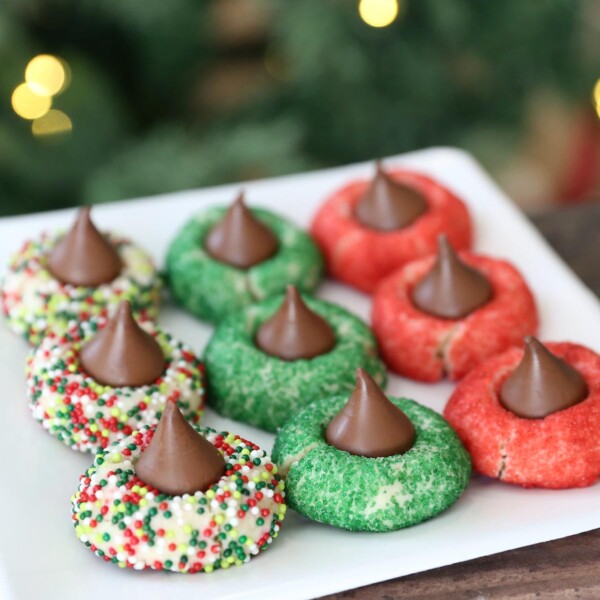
[324,529,600,599]
[325,200,600,600]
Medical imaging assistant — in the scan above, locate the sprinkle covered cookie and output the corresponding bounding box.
[372,236,538,381]
[167,193,323,324]
[27,302,205,453]
[273,370,471,532]
[204,287,387,432]
[1,207,160,345]
[72,402,286,573]
[310,162,472,293]
[444,337,600,489]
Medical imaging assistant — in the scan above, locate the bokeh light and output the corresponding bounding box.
[594,78,600,118]
[11,83,52,120]
[25,55,67,97]
[31,109,73,138]
[359,0,399,28]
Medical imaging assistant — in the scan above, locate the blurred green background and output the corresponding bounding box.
[1,0,599,216]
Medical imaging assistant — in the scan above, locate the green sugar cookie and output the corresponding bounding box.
[166,207,324,323]
[203,294,387,432]
[272,396,471,532]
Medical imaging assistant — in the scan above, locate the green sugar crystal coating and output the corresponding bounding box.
[166,207,324,323]
[272,396,471,532]
[203,294,387,432]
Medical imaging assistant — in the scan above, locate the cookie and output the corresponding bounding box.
[27,303,204,452]
[444,340,600,489]
[1,207,160,345]
[167,194,323,324]
[204,289,387,432]
[272,372,471,532]
[372,239,538,381]
[311,164,472,293]
[72,413,286,573]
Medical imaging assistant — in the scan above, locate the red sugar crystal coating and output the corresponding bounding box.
[444,342,600,489]
[371,253,538,381]
[310,170,472,294]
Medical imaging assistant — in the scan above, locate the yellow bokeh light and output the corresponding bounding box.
[359,0,399,28]
[11,83,52,120]
[25,54,67,97]
[32,110,73,137]
[594,79,600,104]
[594,79,600,118]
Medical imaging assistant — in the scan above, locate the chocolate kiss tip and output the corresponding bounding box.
[135,402,225,496]
[354,161,427,231]
[411,234,492,320]
[79,300,165,388]
[255,285,336,361]
[48,205,123,288]
[499,336,588,419]
[204,191,278,269]
[325,368,415,458]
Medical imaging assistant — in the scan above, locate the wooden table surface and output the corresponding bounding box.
[326,200,600,600]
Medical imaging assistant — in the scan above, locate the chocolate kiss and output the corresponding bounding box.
[79,301,165,387]
[135,401,226,496]
[205,192,279,269]
[499,337,588,419]
[48,206,123,287]
[355,162,427,231]
[255,285,336,360]
[411,235,492,319]
[326,368,416,457]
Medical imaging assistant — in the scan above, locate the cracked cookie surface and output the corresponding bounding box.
[310,169,472,294]
[27,317,205,453]
[444,342,600,488]
[273,395,471,531]
[166,207,323,324]
[371,252,538,381]
[72,425,286,572]
[1,231,160,345]
[204,293,387,432]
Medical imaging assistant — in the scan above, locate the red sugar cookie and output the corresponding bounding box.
[444,342,600,489]
[371,253,538,381]
[310,169,472,294]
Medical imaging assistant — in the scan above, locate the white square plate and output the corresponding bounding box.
[1,148,599,600]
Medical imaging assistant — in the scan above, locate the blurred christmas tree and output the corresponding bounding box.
[0,0,598,215]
